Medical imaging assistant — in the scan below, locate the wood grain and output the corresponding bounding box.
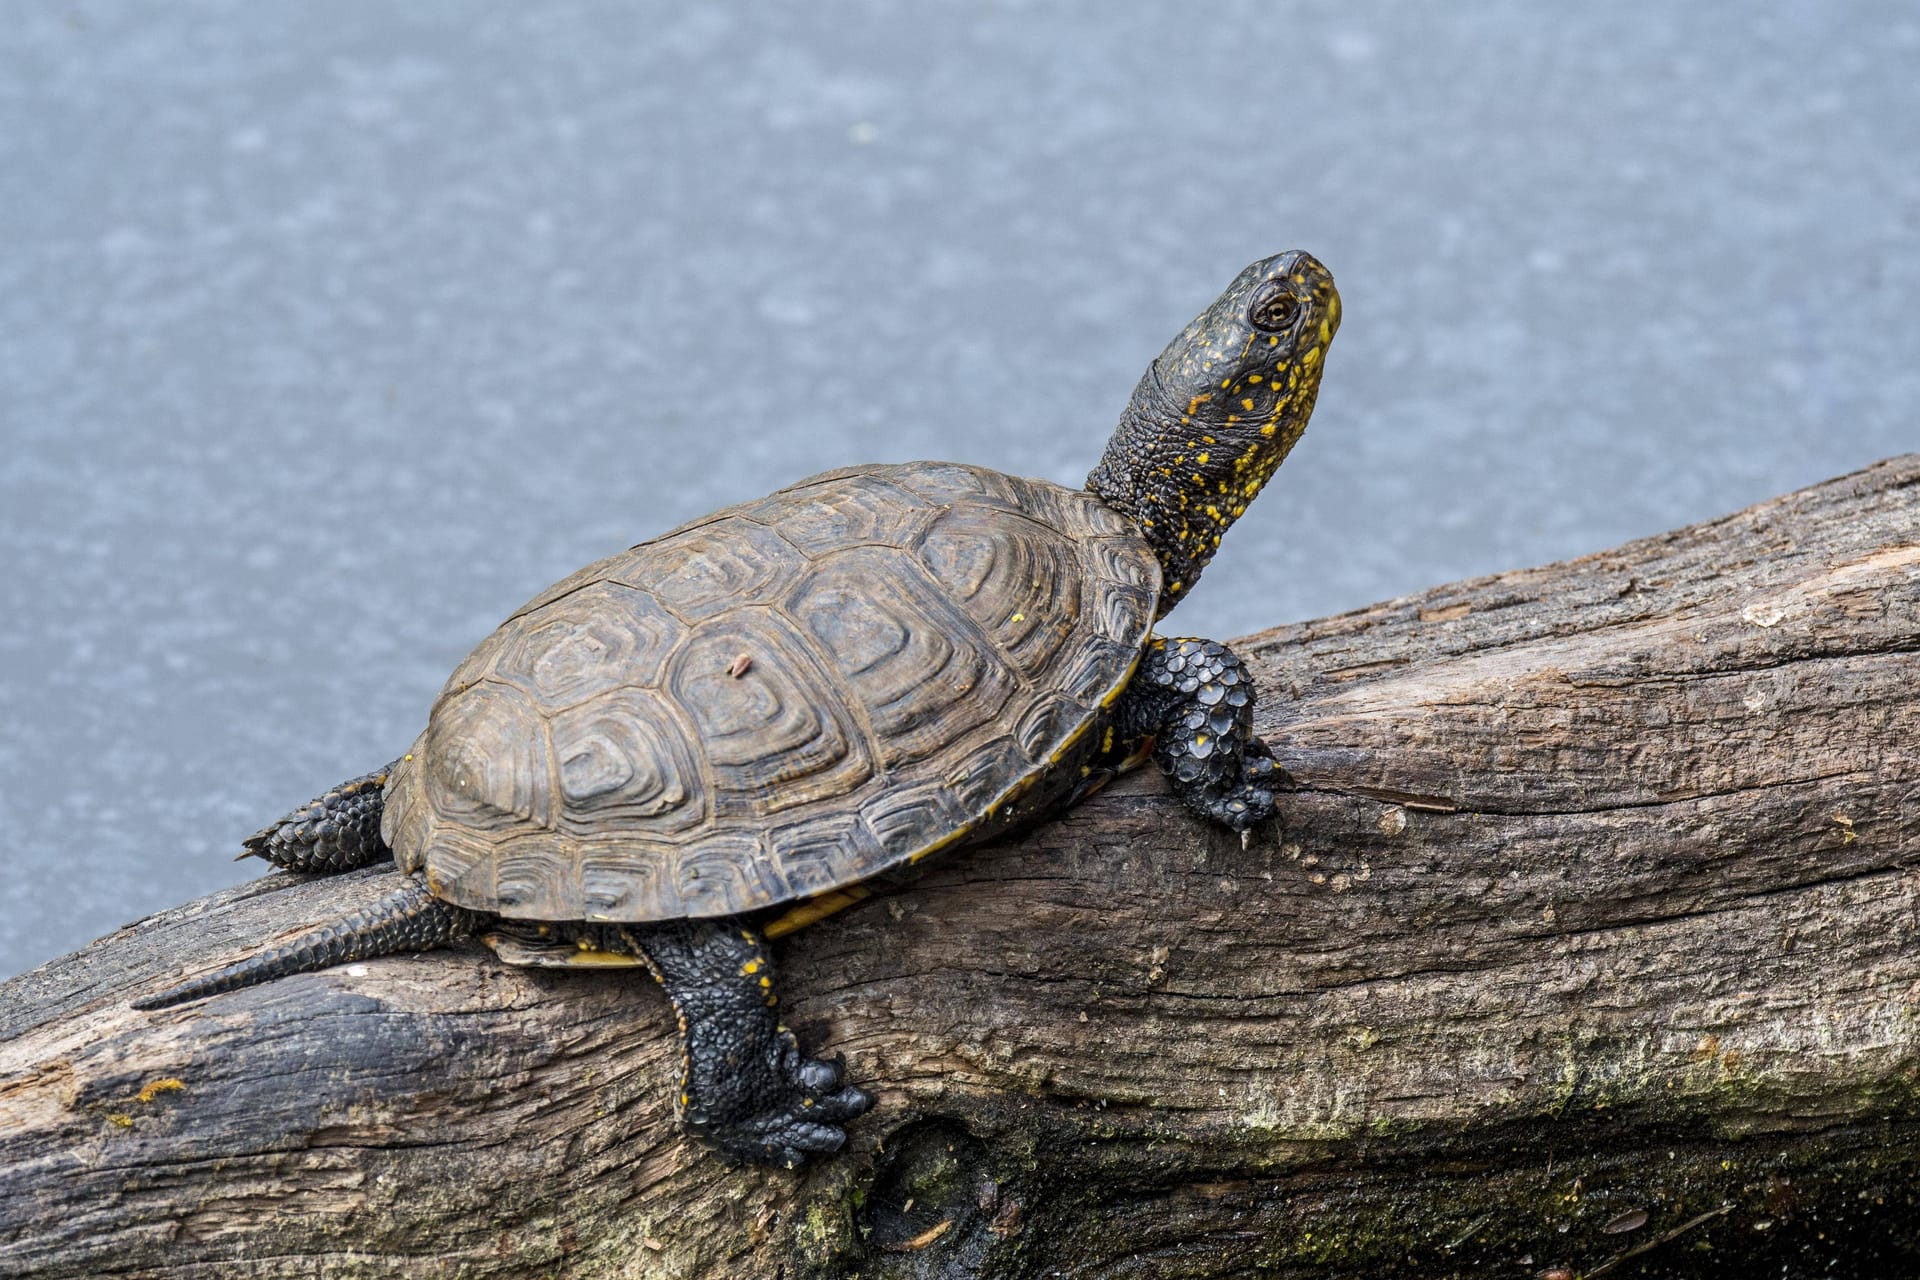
[3,457,1915,1279]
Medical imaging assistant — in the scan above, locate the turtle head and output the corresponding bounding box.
[1087,251,1340,614]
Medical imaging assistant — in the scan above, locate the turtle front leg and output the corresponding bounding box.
[237,762,399,873]
[1112,636,1281,831]
[620,919,874,1169]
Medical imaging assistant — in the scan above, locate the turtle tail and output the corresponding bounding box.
[133,875,483,1011]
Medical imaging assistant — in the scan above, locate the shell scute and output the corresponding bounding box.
[1056,489,1139,539]
[492,838,582,918]
[788,546,1016,767]
[495,583,686,710]
[666,610,873,816]
[756,473,930,556]
[424,682,555,833]
[1085,535,1160,595]
[943,736,1030,815]
[548,688,705,836]
[677,835,784,916]
[1013,692,1087,765]
[583,842,676,920]
[766,812,886,896]
[860,782,964,858]
[1059,638,1144,705]
[609,519,805,623]
[438,626,514,702]
[916,507,1083,678]
[394,461,1160,923]
[889,461,1026,510]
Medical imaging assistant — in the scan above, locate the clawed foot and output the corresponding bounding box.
[683,1039,874,1169]
[636,919,875,1170]
[1132,637,1288,836]
[1213,738,1284,832]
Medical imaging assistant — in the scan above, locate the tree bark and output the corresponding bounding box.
[3,457,1916,1280]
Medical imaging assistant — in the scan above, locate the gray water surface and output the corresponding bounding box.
[2,2,1916,979]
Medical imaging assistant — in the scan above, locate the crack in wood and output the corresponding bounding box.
[2,457,1916,1278]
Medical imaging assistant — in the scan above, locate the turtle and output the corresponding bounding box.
[136,250,1342,1168]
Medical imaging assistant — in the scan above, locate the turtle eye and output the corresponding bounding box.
[1248,285,1301,334]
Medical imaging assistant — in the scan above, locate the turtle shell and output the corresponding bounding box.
[381,461,1159,922]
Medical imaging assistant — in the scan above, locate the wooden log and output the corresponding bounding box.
[3,457,1916,1279]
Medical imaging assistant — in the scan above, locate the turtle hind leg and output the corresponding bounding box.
[237,761,400,873]
[133,874,481,1011]
[1113,636,1283,832]
[621,919,873,1169]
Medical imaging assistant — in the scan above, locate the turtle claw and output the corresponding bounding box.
[821,1083,876,1119]
[793,1052,847,1095]
[695,1065,875,1168]
[786,1119,856,1153]
[684,1030,875,1169]
[766,1120,855,1170]
[1242,746,1280,785]
[1219,738,1283,832]
[1215,775,1276,831]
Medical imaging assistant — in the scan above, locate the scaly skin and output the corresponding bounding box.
[237,763,398,873]
[1087,250,1338,835]
[132,875,483,1010]
[1088,250,1340,614]
[1111,637,1280,830]
[617,920,874,1168]
[139,252,1341,1170]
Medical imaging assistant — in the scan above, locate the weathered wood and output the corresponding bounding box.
[3,457,1916,1279]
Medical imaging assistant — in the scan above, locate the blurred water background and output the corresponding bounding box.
[2,2,1915,977]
